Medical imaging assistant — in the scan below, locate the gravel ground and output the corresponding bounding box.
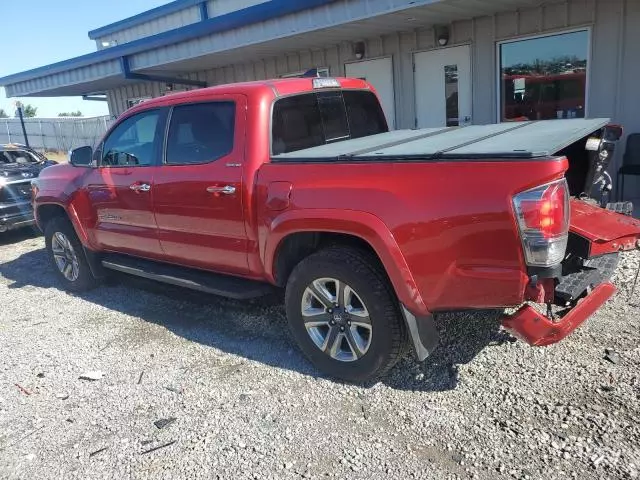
[0,230,639,480]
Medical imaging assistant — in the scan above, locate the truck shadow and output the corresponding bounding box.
[0,227,41,246]
[0,248,511,392]
[384,311,514,392]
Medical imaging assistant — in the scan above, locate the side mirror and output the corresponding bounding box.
[69,146,93,167]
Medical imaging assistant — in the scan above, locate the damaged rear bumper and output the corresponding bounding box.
[502,200,639,347]
[501,282,616,346]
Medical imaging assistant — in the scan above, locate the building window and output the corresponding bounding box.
[444,65,459,127]
[499,30,589,122]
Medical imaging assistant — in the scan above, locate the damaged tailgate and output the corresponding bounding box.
[570,198,640,257]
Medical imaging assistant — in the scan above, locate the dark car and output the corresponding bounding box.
[0,144,57,233]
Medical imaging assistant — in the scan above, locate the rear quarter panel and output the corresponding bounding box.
[257,158,568,313]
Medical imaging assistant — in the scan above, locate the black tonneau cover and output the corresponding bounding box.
[271,118,610,162]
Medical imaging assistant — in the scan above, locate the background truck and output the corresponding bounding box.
[0,143,57,233]
[32,77,640,383]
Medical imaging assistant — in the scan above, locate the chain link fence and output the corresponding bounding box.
[0,116,113,153]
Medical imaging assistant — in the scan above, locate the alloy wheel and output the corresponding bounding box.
[301,277,372,362]
[51,232,80,282]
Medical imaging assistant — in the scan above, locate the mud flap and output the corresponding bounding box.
[400,305,440,361]
[83,246,107,279]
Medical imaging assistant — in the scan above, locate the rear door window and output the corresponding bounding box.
[272,90,388,155]
[165,102,235,165]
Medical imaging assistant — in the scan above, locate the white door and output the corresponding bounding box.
[345,57,396,129]
[414,45,472,128]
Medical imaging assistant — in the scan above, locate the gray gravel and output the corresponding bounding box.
[1,230,639,480]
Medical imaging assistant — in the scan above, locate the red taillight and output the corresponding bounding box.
[519,182,568,238]
[513,180,570,267]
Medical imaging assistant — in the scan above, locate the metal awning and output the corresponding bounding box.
[0,0,542,99]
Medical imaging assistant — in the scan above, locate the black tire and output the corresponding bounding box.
[44,217,99,292]
[285,247,407,383]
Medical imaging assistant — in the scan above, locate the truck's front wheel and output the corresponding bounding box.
[285,247,407,383]
[44,217,98,292]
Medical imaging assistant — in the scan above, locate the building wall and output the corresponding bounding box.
[206,0,267,17]
[94,0,270,49]
[106,82,165,115]
[95,6,201,48]
[105,0,640,196]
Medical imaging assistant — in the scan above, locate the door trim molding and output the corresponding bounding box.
[410,41,472,56]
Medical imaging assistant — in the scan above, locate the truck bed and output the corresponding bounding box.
[272,118,610,162]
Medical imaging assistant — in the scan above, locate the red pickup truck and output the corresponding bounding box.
[32,77,640,383]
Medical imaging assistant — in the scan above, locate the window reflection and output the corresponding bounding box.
[500,30,589,121]
[445,65,459,126]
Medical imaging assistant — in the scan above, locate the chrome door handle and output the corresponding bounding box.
[130,183,151,192]
[206,185,236,195]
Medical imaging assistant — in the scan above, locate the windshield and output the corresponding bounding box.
[272,90,388,155]
[0,150,40,165]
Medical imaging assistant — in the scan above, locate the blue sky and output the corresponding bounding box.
[0,0,167,118]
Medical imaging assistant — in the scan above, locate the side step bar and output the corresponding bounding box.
[101,254,275,300]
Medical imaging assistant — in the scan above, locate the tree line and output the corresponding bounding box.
[0,105,82,118]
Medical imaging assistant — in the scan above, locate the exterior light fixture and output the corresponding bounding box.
[437,26,450,46]
[354,42,366,60]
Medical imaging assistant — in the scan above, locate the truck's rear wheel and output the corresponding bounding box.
[285,247,406,383]
[44,217,98,292]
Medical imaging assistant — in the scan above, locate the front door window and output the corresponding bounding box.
[102,110,160,167]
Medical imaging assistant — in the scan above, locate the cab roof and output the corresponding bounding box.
[125,77,372,116]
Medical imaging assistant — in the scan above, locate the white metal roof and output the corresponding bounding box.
[0,0,544,98]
